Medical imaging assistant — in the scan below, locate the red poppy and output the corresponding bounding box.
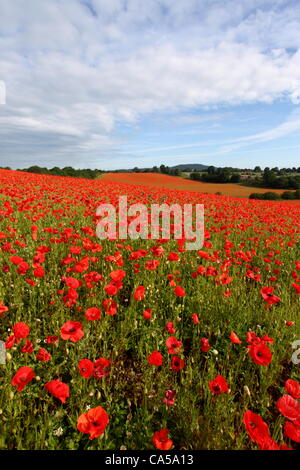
[13,322,30,339]
[78,359,94,378]
[93,358,110,378]
[260,286,280,305]
[166,336,182,354]
[12,366,35,391]
[62,276,81,289]
[36,348,51,362]
[5,334,16,349]
[45,379,69,403]
[248,342,272,366]
[60,321,84,342]
[143,308,152,319]
[285,379,300,399]
[243,410,271,446]
[191,313,199,324]
[171,355,185,371]
[46,335,59,344]
[102,298,117,316]
[20,340,34,353]
[209,375,229,394]
[152,429,173,450]
[134,285,145,301]
[284,420,300,443]
[77,406,109,440]
[230,331,242,344]
[0,302,8,318]
[33,266,45,278]
[110,269,126,282]
[168,252,179,261]
[85,307,101,321]
[174,285,186,297]
[104,283,118,296]
[165,322,176,334]
[276,394,300,421]
[148,351,163,366]
[17,261,29,275]
[163,390,176,406]
[200,338,211,352]
[10,256,24,264]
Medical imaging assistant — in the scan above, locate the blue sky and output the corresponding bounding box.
[1,0,300,170]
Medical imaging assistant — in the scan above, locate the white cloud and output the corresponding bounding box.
[1,0,300,168]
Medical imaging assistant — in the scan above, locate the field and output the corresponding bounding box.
[100,172,294,199]
[0,168,300,450]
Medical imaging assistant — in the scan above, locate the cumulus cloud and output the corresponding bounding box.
[0,0,300,168]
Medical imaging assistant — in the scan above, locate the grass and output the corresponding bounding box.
[0,168,299,450]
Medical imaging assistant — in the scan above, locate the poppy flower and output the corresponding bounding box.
[104,283,118,296]
[36,348,51,362]
[62,276,81,289]
[93,358,110,378]
[174,285,186,297]
[209,375,229,395]
[191,313,199,324]
[276,394,300,421]
[152,429,173,450]
[110,269,126,282]
[5,334,16,349]
[143,308,152,319]
[85,307,101,321]
[13,322,30,339]
[168,252,179,261]
[134,285,145,301]
[20,340,34,354]
[45,379,69,403]
[171,355,185,371]
[60,321,84,342]
[12,366,35,391]
[285,379,300,399]
[10,256,24,265]
[243,410,271,446]
[166,336,182,354]
[148,351,163,366]
[102,298,117,316]
[163,390,176,406]
[166,322,176,334]
[33,266,45,278]
[230,331,242,344]
[260,286,280,305]
[46,335,59,344]
[284,420,300,443]
[248,342,272,366]
[0,302,8,318]
[200,338,211,352]
[77,406,109,440]
[78,359,94,378]
[17,262,29,275]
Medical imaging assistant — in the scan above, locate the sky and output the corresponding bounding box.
[1,0,300,170]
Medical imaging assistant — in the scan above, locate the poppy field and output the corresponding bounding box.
[0,168,300,450]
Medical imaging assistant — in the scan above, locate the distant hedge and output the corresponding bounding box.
[249,190,300,200]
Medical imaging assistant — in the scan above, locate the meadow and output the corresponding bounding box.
[0,168,299,450]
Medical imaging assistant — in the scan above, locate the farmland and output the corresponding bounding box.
[0,168,300,450]
[100,172,296,199]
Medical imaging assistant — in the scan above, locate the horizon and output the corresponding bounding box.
[1,1,300,170]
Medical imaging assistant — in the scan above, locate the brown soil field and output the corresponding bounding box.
[100,172,300,201]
